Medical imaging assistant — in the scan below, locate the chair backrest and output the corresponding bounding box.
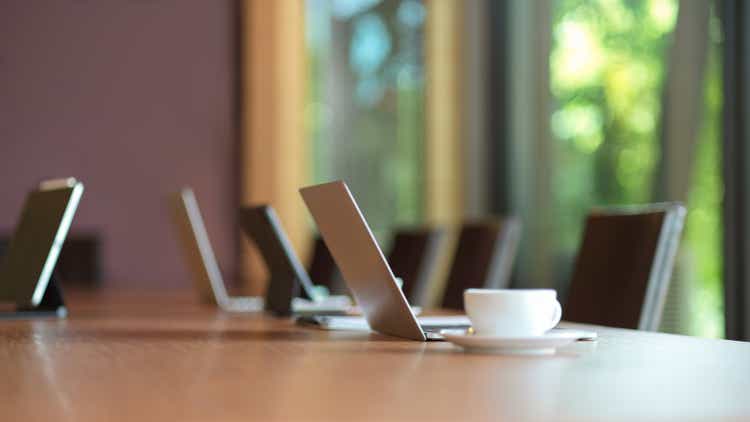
[307,236,347,295]
[441,218,522,310]
[387,228,446,305]
[564,203,686,331]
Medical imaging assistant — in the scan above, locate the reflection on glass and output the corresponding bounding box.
[306,0,425,242]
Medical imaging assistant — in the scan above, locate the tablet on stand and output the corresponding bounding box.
[0,178,84,319]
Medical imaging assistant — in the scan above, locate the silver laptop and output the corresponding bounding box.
[170,188,264,312]
[300,181,597,342]
[170,187,350,314]
[300,181,474,341]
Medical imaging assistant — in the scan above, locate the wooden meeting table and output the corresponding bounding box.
[1,289,748,421]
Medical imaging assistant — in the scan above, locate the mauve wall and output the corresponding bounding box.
[0,1,238,289]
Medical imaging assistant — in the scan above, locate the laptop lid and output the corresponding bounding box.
[300,181,425,341]
[239,205,317,315]
[0,178,84,308]
[169,188,228,305]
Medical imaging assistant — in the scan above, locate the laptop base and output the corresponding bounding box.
[219,296,265,313]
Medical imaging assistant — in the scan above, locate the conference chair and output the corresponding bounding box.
[307,236,347,295]
[441,218,522,310]
[387,227,446,305]
[564,203,686,331]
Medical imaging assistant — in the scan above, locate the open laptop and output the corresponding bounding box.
[170,188,263,312]
[300,181,597,342]
[0,178,84,317]
[170,187,350,315]
[299,181,474,341]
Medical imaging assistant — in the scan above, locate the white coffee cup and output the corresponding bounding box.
[464,289,562,337]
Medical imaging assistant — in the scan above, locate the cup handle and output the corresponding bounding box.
[549,300,562,329]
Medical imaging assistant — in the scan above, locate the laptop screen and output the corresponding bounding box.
[300,181,426,340]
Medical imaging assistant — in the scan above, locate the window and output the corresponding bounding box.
[548,0,723,337]
[306,0,426,241]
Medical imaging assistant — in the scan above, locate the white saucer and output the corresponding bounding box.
[441,329,580,355]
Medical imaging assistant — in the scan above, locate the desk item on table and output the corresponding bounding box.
[0,177,83,319]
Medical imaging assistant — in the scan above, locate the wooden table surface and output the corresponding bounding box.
[2,290,749,422]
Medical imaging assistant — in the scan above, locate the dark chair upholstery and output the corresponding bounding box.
[564,203,686,331]
[0,234,101,288]
[387,228,445,305]
[441,218,521,310]
[307,236,347,295]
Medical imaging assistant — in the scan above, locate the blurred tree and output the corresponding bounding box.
[550,0,723,337]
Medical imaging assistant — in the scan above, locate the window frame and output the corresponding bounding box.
[721,0,750,341]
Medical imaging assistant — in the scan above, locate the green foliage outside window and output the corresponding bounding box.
[551,0,723,337]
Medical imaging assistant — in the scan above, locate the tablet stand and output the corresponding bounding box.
[264,274,298,317]
[0,274,67,320]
